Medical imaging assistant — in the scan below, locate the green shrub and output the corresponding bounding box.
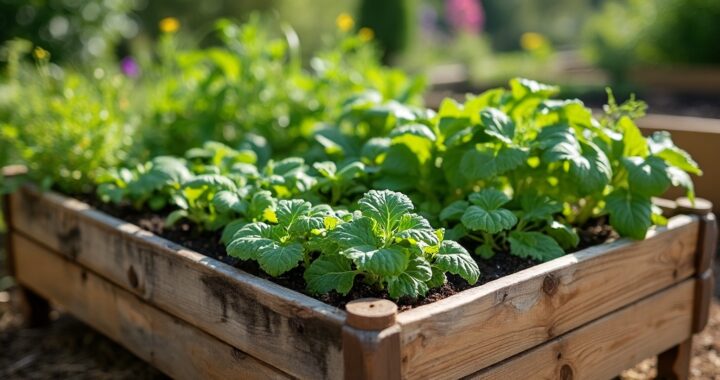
[0,41,135,193]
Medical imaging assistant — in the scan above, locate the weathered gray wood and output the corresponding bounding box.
[12,232,291,380]
[472,279,694,379]
[397,215,700,379]
[9,187,344,379]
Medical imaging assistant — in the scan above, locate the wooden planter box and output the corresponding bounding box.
[3,182,716,379]
[637,114,720,216]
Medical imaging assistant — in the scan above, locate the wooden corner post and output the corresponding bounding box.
[657,197,717,380]
[1,166,50,327]
[343,298,402,380]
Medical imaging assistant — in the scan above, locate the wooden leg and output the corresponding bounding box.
[12,286,51,327]
[656,338,692,380]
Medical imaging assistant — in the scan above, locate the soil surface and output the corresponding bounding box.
[77,195,616,310]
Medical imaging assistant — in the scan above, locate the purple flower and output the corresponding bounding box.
[120,56,140,78]
[446,0,484,34]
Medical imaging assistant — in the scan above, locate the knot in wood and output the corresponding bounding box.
[345,298,397,330]
[127,266,139,289]
[543,274,559,296]
[560,364,574,380]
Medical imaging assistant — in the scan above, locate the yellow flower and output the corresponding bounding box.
[358,27,374,42]
[33,47,50,60]
[336,13,354,32]
[159,17,180,33]
[520,32,547,51]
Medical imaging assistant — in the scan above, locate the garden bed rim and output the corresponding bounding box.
[9,182,700,318]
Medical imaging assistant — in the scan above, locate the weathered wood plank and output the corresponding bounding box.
[12,233,291,380]
[9,187,344,379]
[397,215,700,379]
[472,279,694,379]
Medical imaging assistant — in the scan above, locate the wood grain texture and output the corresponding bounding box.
[397,215,700,379]
[9,187,344,379]
[693,269,714,333]
[343,325,401,380]
[472,279,694,380]
[11,233,291,380]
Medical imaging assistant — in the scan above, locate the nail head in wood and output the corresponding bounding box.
[345,298,397,330]
[675,197,713,216]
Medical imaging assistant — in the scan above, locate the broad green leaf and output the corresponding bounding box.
[475,243,495,259]
[427,266,447,288]
[337,161,366,180]
[275,199,312,229]
[358,190,414,233]
[183,174,237,191]
[509,78,558,99]
[468,189,511,210]
[304,255,357,295]
[226,223,275,260]
[570,142,612,195]
[271,157,306,176]
[343,246,408,276]
[666,166,695,201]
[212,190,246,214]
[605,189,652,240]
[537,124,580,163]
[617,116,648,157]
[519,195,562,222]
[648,132,701,175]
[221,219,248,244]
[313,161,336,177]
[444,223,468,241]
[461,205,517,233]
[361,137,390,164]
[386,257,432,299]
[248,191,275,220]
[257,242,304,277]
[395,213,439,246]
[329,217,379,248]
[546,221,579,249]
[433,240,480,284]
[460,148,495,181]
[439,200,469,222]
[481,108,515,144]
[165,209,188,226]
[460,146,528,182]
[623,156,671,196]
[389,124,437,141]
[509,231,565,261]
[287,216,326,236]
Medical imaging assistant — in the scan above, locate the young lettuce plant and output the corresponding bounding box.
[96,156,192,210]
[166,174,239,230]
[311,160,367,205]
[214,189,278,244]
[225,199,337,276]
[440,189,577,261]
[184,141,257,175]
[304,190,480,299]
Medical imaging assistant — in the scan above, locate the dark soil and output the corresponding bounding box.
[77,194,619,311]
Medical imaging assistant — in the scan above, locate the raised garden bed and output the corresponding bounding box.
[3,179,716,379]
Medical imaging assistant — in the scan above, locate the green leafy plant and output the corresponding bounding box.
[0,41,135,193]
[305,190,479,298]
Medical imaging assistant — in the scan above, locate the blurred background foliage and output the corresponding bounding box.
[2,0,720,193]
[3,0,719,77]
